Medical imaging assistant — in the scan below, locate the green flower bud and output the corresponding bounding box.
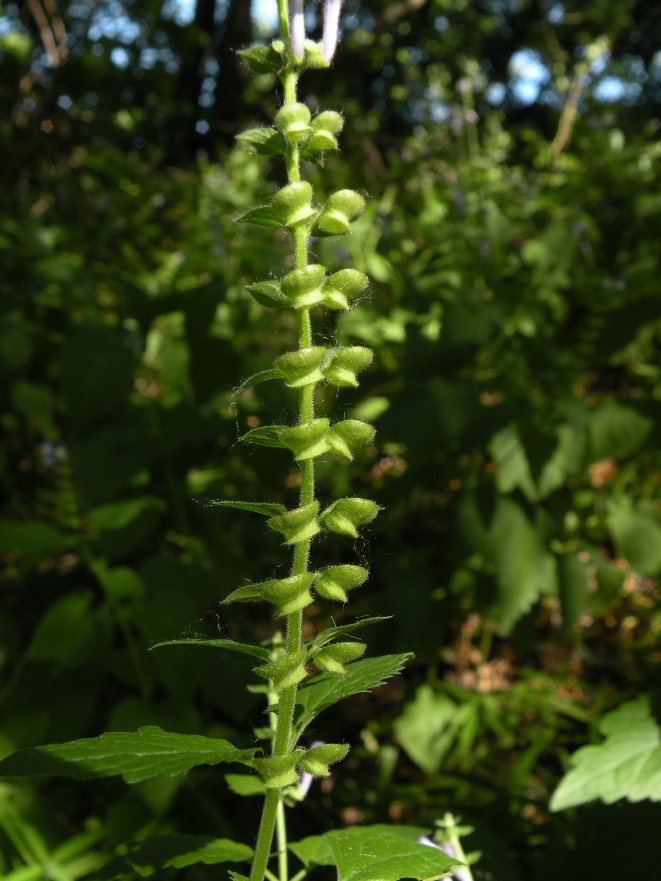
[253,752,303,789]
[322,268,368,310]
[326,420,375,460]
[314,190,365,236]
[314,564,368,602]
[275,102,312,145]
[280,418,330,461]
[223,574,315,616]
[323,346,373,388]
[271,182,316,228]
[268,501,320,544]
[281,264,327,309]
[314,641,365,675]
[308,111,344,152]
[255,648,308,691]
[298,743,349,777]
[275,347,326,388]
[319,498,380,538]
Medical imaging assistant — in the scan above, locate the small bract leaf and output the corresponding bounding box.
[274,347,326,388]
[223,574,315,616]
[281,264,327,309]
[268,501,320,545]
[298,743,349,777]
[275,103,312,145]
[271,182,316,228]
[280,418,330,460]
[237,45,282,74]
[236,127,286,156]
[241,426,287,448]
[236,205,283,228]
[323,347,373,388]
[253,752,303,789]
[246,281,288,309]
[150,639,270,662]
[255,649,308,691]
[313,565,368,602]
[319,498,380,538]
[206,500,287,517]
[327,420,375,460]
[313,642,365,675]
[322,269,368,310]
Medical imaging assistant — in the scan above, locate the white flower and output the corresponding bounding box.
[322,0,343,62]
[290,0,305,60]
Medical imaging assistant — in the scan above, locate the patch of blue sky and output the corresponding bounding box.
[508,48,548,104]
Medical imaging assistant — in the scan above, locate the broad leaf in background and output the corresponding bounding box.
[394,685,458,774]
[289,825,460,881]
[550,696,661,810]
[295,654,412,734]
[0,727,256,783]
[87,497,166,531]
[94,835,253,880]
[607,498,661,576]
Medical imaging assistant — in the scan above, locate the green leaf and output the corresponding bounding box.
[550,695,661,811]
[557,552,589,635]
[224,773,265,796]
[206,500,287,516]
[295,654,412,734]
[232,369,281,400]
[290,826,460,881]
[94,835,253,880]
[0,727,255,784]
[87,497,166,531]
[237,44,282,74]
[607,498,661,575]
[589,400,652,460]
[236,205,283,228]
[149,639,270,662]
[393,685,458,774]
[0,520,67,557]
[241,426,287,448]
[310,617,391,650]
[236,127,285,156]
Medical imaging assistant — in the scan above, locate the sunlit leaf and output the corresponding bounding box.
[95,835,253,880]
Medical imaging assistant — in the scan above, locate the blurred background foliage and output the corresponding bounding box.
[1,0,661,878]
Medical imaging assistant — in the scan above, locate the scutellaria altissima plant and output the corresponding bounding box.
[0,3,466,880]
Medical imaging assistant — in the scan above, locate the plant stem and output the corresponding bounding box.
[443,813,474,881]
[276,794,288,881]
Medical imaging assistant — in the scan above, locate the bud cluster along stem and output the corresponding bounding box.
[234,4,376,881]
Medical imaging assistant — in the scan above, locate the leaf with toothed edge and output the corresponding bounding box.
[0,727,256,783]
[205,500,287,516]
[149,639,270,662]
[294,653,413,735]
[310,617,391,651]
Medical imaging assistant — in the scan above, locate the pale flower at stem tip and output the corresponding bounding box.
[322,0,343,62]
[289,0,305,60]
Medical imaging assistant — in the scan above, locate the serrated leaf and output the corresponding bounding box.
[295,654,412,734]
[225,773,266,796]
[0,727,255,784]
[310,617,391,650]
[290,826,460,881]
[237,45,281,74]
[94,835,253,880]
[206,500,287,516]
[150,639,270,662]
[236,205,283,228]
[236,127,285,156]
[241,426,287,448]
[550,695,661,811]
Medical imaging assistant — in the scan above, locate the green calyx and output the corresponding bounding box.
[313,641,366,675]
[314,564,368,602]
[320,498,380,538]
[327,419,375,460]
[271,182,316,228]
[255,648,308,691]
[322,268,368,310]
[308,111,344,152]
[275,102,312,145]
[268,501,320,544]
[223,574,315,616]
[298,743,349,777]
[275,347,326,387]
[280,418,330,460]
[253,751,304,789]
[313,190,365,236]
[324,347,374,387]
[282,264,327,309]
